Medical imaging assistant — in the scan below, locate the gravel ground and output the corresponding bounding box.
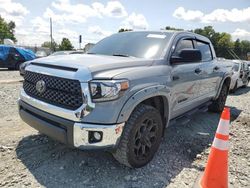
[0,71,249,188]
[0,69,22,81]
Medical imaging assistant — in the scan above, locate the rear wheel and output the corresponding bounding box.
[209,83,229,113]
[112,104,163,168]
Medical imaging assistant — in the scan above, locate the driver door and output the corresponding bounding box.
[170,38,203,119]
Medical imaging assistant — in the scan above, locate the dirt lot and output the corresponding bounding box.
[0,70,249,188]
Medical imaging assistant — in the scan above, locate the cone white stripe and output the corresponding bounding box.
[216,119,230,135]
[212,138,229,150]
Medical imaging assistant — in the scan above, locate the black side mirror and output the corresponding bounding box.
[171,49,202,64]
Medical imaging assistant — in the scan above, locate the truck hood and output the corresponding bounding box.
[32,54,153,79]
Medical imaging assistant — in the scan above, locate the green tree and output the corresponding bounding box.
[41,41,52,48]
[194,26,220,52]
[234,39,242,58]
[0,16,17,43]
[59,38,74,50]
[194,26,213,37]
[118,28,132,33]
[165,26,183,31]
[193,26,238,59]
[42,41,58,51]
[240,40,250,60]
[216,32,234,59]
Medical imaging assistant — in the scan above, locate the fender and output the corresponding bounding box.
[214,72,231,100]
[117,85,171,124]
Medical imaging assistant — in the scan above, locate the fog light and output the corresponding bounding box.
[94,132,101,140]
[89,131,103,143]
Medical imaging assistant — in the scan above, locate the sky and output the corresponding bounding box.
[0,0,250,48]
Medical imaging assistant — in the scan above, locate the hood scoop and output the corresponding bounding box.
[31,62,78,72]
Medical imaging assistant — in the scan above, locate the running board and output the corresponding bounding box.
[169,101,212,126]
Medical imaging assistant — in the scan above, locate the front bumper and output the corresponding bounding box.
[19,100,124,150]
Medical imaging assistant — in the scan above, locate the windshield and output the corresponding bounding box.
[233,63,239,72]
[88,32,173,59]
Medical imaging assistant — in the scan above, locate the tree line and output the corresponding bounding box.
[41,38,74,51]
[192,26,249,60]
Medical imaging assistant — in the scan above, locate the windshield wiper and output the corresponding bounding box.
[86,52,96,55]
[112,53,131,57]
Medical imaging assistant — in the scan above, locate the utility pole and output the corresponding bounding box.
[79,35,82,50]
[50,17,53,52]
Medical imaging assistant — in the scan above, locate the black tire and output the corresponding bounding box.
[209,83,229,113]
[15,62,22,70]
[112,104,163,168]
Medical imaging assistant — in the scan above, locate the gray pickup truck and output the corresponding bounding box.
[19,31,231,168]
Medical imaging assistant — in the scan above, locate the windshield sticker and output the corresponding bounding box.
[147,34,166,39]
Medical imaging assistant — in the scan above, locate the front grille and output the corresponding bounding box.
[23,71,83,110]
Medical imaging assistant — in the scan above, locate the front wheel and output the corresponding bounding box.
[112,104,163,168]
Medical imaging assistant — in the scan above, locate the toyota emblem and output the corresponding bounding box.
[36,80,46,93]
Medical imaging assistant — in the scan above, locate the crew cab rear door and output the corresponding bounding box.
[194,39,222,101]
[169,37,203,118]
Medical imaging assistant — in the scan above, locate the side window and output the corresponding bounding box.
[196,41,213,61]
[243,63,249,71]
[174,39,194,55]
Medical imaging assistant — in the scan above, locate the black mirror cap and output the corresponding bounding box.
[171,49,202,64]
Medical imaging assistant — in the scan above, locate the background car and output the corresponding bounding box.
[49,50,84,56]
[230,60,249,92]
[0,45,36,70]
[35,50,47,58]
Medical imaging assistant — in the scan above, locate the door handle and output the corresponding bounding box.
[194,68,202,74]
[172,75,180,80]
[213,66,220,71]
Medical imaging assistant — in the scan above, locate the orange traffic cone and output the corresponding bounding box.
[195,107,230,188]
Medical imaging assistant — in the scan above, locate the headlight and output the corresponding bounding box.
[90,80,129,102]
